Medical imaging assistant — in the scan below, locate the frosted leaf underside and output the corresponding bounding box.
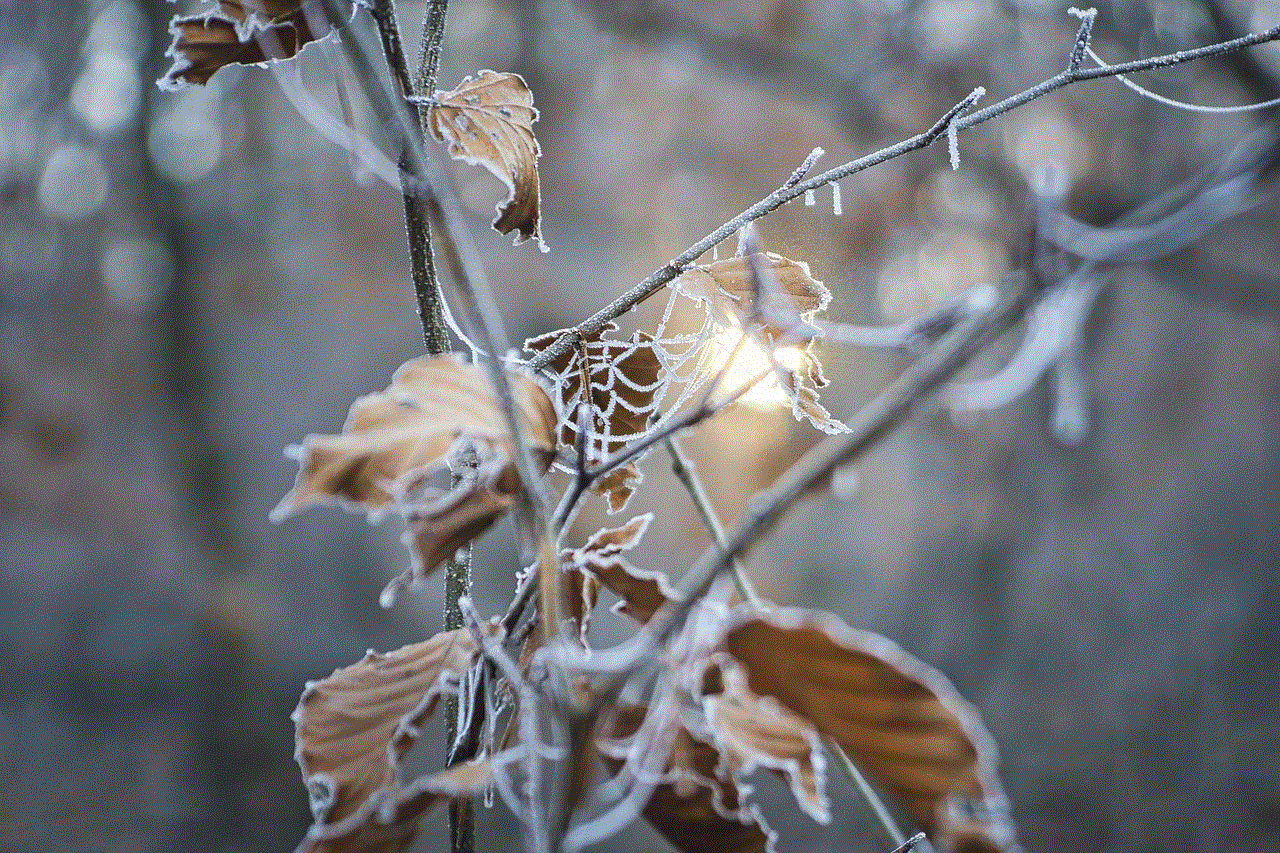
[293,628,482,853]
[274,355,556,590]
[601,704,772,853]
[162,0,349,88]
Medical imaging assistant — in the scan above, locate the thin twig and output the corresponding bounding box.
[828,735,910,846]
[891,832,930,853]
[417,0,449,96]
[369,3,470,850]
[664,436,759,605]
[524,21,1280,371]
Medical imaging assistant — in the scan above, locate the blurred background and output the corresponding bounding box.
[2,0,1278,851]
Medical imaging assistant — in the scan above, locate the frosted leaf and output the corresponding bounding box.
[273,355,555,520]
[563,514,679,625]
[427,71,543,246]
[274,356,556,594]
[293,628,482,850]
[675,253,849,432]
[299,757,498,853]
[160,0,351,90]
[675,253,829,343]
[524,324,664,513]
[702,678,829,824]
[599,704,775,853]
[724,608,1020,853]
[384,447,517,607]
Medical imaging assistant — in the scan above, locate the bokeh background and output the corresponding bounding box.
[2,0,1279,851]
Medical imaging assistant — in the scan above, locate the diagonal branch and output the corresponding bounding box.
[525,18,1280,371]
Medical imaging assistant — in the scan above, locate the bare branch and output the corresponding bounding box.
[1067,7,1097,73]
[525,18,1280,371]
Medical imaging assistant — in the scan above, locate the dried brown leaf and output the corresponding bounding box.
[563,514,678,624]
[778,366,842,433]
[293,629,481,844]
[428,70,542,244]
[273,354,555,519]
[161,0,348,89]
[525,324,664,512]
[383,465,515,606]
[299,758,495,853]
[723,608,1018,853]
[705,682,828,823]
[676,252,830,341]
[601,704,771,853]
[274,357,555,599]
[678,254,847,433]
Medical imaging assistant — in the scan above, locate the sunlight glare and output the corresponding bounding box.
[707,324,807,409]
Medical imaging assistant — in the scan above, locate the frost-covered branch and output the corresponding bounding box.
[526,15,1280,371]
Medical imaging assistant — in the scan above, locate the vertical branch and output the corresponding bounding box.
[368,0,451,354]
[417,0,449,95]
[365,3,474,851]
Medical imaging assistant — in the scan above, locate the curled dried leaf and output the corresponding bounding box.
[274,356,556,591]
[428,70,543,245]
[704,682,829,823]
[525,324,664,513]
[723,608,1019,853]
[562,565,602,647]
[293,628,481,844]
[299,758,496,853]
[601,704,772,853]
[161,0,349,89]
[274,355,554,519]
[677,254,847,433]
[564,514,678,624]
[676,253,830,342]
[383,455,516,606]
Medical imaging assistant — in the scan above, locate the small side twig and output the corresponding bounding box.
[664,436,759,606]
[1068,7,1098,73]
[892,832,930,853]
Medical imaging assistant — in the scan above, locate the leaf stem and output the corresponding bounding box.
[828,735,910,848]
